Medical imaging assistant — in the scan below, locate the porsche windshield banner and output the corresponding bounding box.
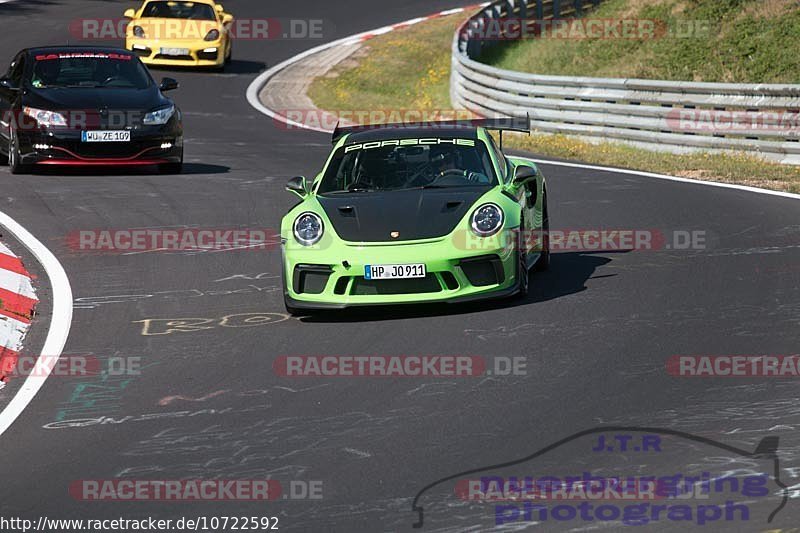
[344,138,476,153]
[34,52,133,61]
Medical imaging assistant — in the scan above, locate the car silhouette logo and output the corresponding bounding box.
[411,425,788,528]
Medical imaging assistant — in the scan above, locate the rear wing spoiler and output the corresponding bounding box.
[331,115,530,148]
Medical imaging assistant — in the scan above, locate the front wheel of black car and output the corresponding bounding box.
[8,130,30,175]
[535,195,550,272]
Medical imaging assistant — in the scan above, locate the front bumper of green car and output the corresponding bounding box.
[282,229,525,309]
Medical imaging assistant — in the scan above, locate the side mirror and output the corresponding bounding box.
[159,77,179,91]
[286,176,308,198]
[513,165,537,184]
[222,13,234,25]
[123,8,136,18]
[215,4,224,12]
[0,77,19,92]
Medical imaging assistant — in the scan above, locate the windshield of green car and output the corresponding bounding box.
[316,138,498,194]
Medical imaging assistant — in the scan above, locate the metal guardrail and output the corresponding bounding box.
[451,0,800,164]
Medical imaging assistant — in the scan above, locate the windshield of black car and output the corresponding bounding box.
[28,53,151,89]
[141,1,216,20]
[317,139,498,194]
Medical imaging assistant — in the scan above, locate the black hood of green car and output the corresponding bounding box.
[317,188,488,242]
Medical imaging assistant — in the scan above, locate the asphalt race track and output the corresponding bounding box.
[0,1,799,531]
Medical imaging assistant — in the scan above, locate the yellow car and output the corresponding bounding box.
[124,0,233,70]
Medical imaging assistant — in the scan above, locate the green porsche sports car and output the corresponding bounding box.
[280,119,550,315]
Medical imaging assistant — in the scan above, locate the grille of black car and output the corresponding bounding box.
[63,140,155,159]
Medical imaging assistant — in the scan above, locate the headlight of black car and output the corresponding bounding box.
[293,212,324,246]
[143,105,175,126]
[23,107,67,127]
[470,203,504,237]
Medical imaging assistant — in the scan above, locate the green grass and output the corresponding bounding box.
[308,14,457,112]
[307,5,800,193]
[481,0,800,83]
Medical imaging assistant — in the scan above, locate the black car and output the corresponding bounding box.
[0,46,183,174]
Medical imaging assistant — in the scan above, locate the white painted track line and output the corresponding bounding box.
[0,210,73,437]
[519,158,800,201]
